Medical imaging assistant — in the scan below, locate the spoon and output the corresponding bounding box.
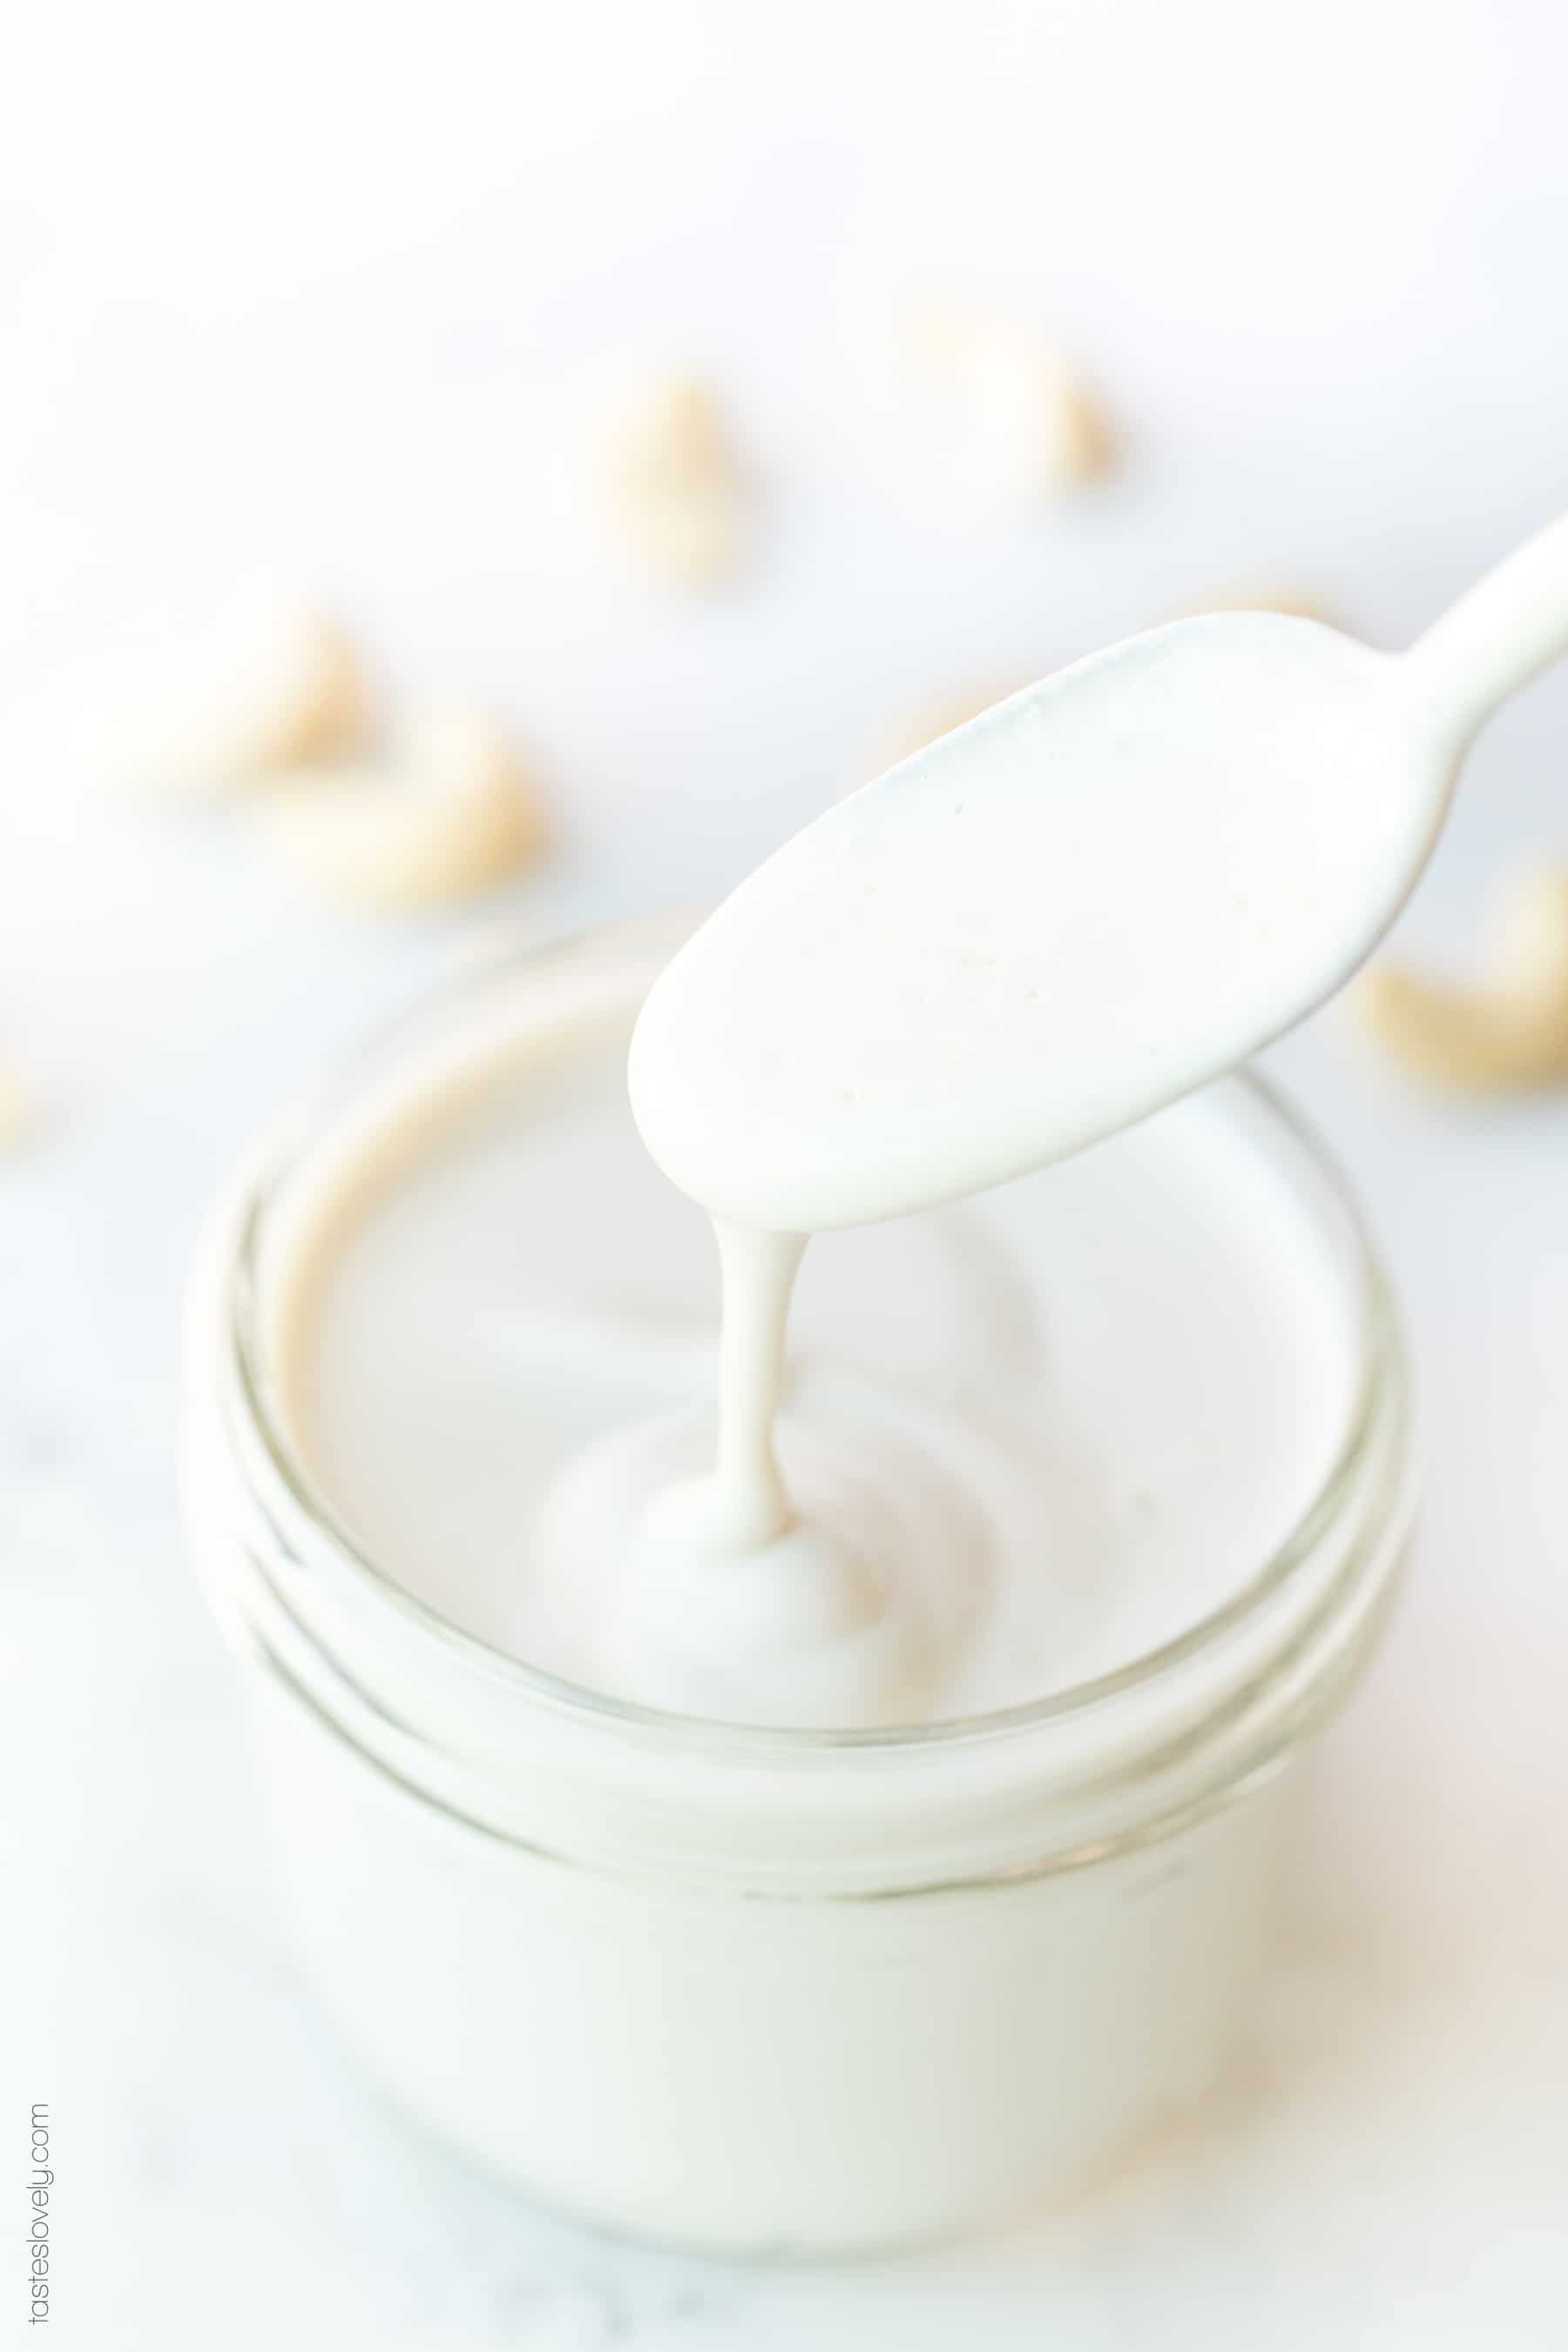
[631,511,1568,1233]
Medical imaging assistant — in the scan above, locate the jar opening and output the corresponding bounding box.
[206,922,1408,1761]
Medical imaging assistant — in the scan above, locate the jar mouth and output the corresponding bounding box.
[213,918,1409,1763]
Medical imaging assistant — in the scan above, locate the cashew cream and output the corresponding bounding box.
[272,952,1358,1728]
[186,921,1409,2252]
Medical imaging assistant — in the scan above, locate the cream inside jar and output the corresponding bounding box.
[265,934,1362,1731]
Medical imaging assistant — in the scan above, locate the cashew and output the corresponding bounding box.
[118,603,370,794]
[258,703,546,909]
[0,1063,30,1148]
[910,309,1113,503]
[1160,585,1335,626]
[1355,868,1568,1091]
[887,682,1020,765]
[601,375,750,586]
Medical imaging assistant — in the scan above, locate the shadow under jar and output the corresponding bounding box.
[182,916,1412,2255]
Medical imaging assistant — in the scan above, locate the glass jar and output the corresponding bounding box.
[181,918,1413,2256]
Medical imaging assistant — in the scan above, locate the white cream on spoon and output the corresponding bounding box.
[616,514,1568,1722]
[633,516,1568,1232]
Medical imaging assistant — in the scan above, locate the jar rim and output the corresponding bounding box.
[213,916,1409,1763]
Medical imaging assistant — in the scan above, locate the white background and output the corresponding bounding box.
[3,1,1568,2343]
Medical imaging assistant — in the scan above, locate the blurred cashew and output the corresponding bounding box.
[118,604,370,794]
[1355,868,1568,1092]
[1160,585,1335,626]
[909,309,1113,503]
[885,682,1021,766]
[601,375,750,587]
[0,1064,29,1148]
[259,703,546,909]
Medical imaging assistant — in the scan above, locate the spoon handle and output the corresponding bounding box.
[1407,510,1568,750]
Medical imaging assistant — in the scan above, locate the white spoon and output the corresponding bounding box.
[631,512,1568,1233]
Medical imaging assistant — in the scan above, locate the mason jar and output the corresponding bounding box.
[181,917,1412,2255]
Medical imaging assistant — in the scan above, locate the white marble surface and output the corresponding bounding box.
[4,3,1568,2342]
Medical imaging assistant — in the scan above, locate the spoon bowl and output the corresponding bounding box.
[632,515,1568,1233]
